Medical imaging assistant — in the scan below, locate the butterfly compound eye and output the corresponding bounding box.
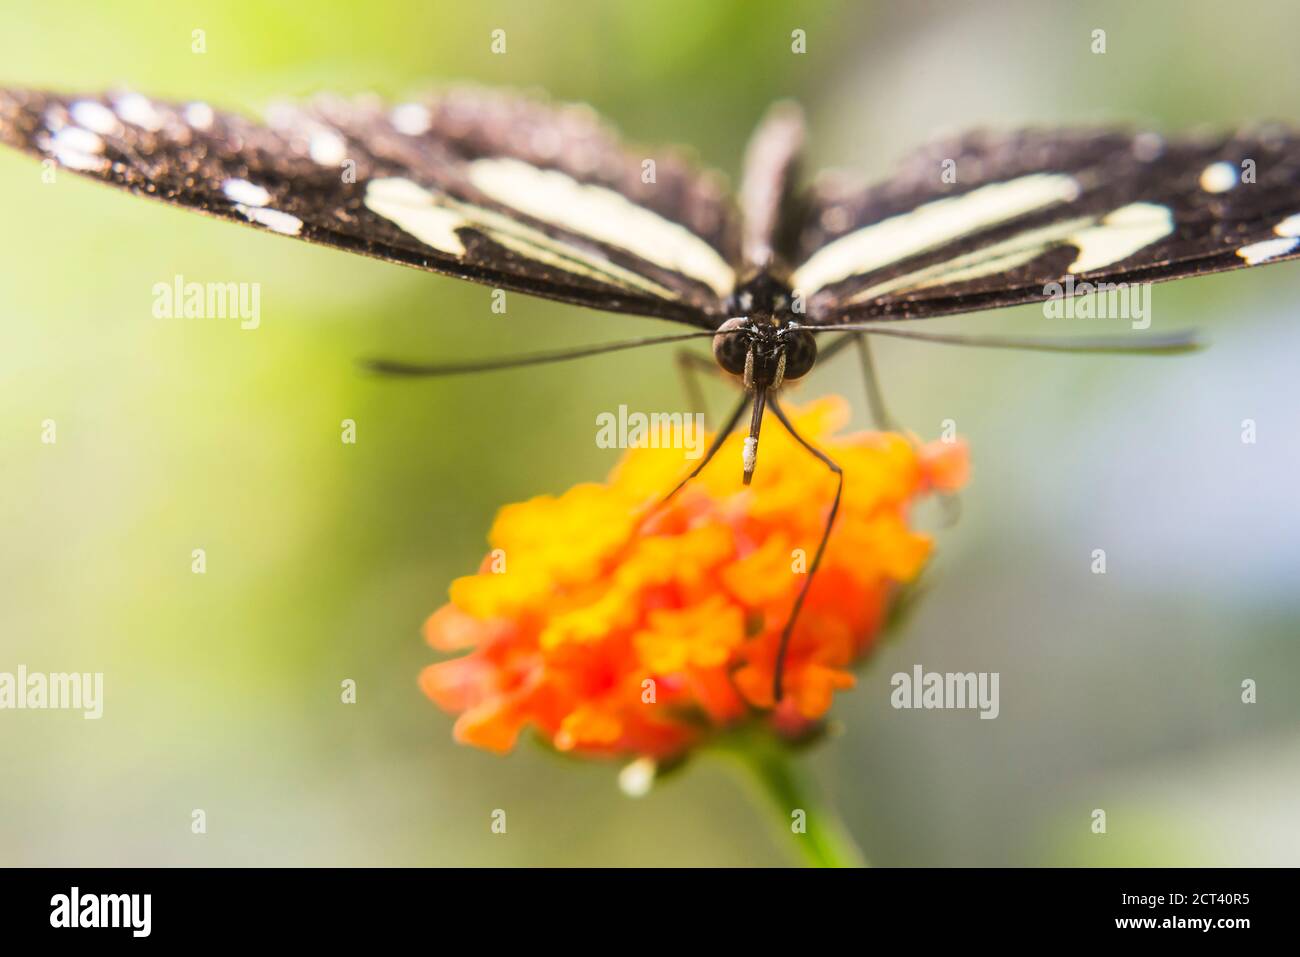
[712,317,751,376]
[782,329,817,380]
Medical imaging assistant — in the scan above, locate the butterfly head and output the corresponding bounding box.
[712,289,818,487]
[712,315,817,390]
[717,272,817,389]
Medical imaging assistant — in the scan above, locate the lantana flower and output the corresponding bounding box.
[420,395,966,865]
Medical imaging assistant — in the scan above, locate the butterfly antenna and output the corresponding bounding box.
[360,329,723,377]
[806,325,1202,355]
[766,394,844,704]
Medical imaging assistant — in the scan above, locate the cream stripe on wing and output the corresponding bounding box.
[1237,237,1299,265]
[467,158,736,297]
[1065,202,1173,273]
[847,217,1092,303]
[846,203,1174,304]
[364,177,680,300]
[366,177,467,254]
[463,198,683,300]
[792,173,1081,294]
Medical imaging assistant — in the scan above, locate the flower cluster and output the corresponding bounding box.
[421,396,968,759]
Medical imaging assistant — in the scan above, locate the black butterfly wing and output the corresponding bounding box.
[737,100,806,273]
[787,127,1300,323]
[0,87,740,328]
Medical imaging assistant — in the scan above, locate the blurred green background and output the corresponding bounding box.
[2,0,1298,866]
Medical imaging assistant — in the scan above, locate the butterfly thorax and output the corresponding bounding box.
[714,273,816,389]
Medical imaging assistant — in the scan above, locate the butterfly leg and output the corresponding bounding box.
[766,394,844,704]
[674,348,729,428]
[848,333,963,526]
[852,333,902,432]
[814,333,901,431]
[655,392,751,509]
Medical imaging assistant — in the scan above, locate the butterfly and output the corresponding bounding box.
[3,85,1298,698]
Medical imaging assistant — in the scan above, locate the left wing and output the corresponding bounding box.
[786,127,1300,323]
[0,87,741,327]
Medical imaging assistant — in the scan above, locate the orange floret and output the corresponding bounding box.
[421,396,969,759]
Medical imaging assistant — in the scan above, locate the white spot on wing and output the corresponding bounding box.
[1275,213,1300,238]
[792,173,1081,293]
[221,173,300,235]
[54,126,104,153]
[1236,237,1298,265]
[1066,202,1174,273]
[1198,161,1237,193]
[42,106,67,132]
[51,126,108,171]
[390,103,431,136]
[466,157,735,296]
[70,100,120,136]
[113,93,164,131]
[222,178,272,207]
[184,102,215,130]
[237,205,304,235]
[308,129,347,166]
[1132,132,1164,162]
[365,177,466,255]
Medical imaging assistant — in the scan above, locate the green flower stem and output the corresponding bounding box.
[714,731,867,868]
